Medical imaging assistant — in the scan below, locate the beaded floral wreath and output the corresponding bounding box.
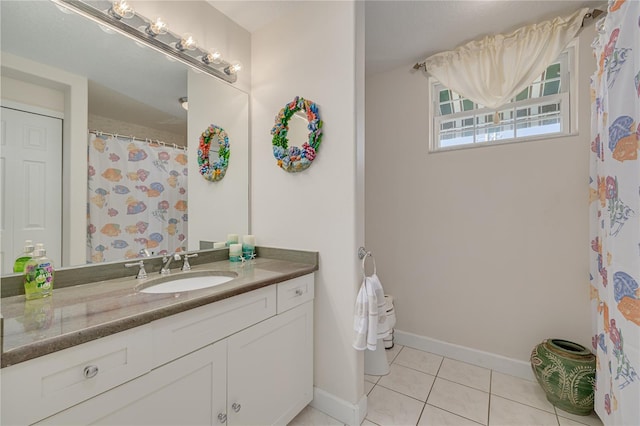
[271,96,323,172]
[198,124,230,182]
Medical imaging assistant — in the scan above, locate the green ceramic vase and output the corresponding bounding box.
[530,339,596,416]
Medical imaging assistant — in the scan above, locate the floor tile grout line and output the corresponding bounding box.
[489,392,557,416]
[423,402,486,426]
[434,375,491,394]
[390,358,444,377]
[487,369,492,426]
[373,374,486,426]
[363,417,382,426]
[414,400,427,426]
[553,405,561,426]
[393,361,440,377]
[386,345,404,364]
[443,356,495,373]
[386,361,438,380]
[374,382,430,404]
[363,353,601,426]
[434,354,445,377]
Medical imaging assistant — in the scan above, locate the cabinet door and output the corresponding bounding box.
[37,341,227,426]
[227,301,313,426]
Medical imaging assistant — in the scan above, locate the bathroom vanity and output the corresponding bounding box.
[0,250,316,425]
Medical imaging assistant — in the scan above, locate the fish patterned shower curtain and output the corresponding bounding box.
[589,1,639,424]
[87,133,188,263]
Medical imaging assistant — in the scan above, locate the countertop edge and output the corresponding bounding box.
[1,263,317,368]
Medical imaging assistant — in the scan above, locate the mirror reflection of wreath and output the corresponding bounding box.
[271,96,323,172]
[198,124,229,182]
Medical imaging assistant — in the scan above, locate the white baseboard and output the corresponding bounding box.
[394,330,535,381]
[310,386,367,426]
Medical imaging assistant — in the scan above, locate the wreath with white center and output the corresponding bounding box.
[271,96,323,172]
[198,124,229,182]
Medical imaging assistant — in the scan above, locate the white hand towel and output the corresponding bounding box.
[369,274,391,340]
[365,276,378,350]
[352,280,369,350]
[354,273,391,351]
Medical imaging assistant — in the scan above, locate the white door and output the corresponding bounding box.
[0,106,62,274]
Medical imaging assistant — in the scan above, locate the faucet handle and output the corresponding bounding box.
[125,260,147,279]
[182,253,198,271]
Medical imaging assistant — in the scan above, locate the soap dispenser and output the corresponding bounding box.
[23,243,55,300]
[13,239,35,273]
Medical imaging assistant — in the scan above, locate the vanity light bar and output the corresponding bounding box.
[50,0,238,84]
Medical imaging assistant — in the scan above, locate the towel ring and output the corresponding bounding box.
[358,246,376,278]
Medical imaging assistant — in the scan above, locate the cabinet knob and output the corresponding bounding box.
[295,288,303,296]
[232,402,241,413]
[83,365,99,379]
[217,413,227,423]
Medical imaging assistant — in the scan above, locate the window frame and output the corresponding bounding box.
[428,41,578,152]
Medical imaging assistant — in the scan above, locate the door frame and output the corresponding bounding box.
[1,102,64,272]
[2,52,88,266]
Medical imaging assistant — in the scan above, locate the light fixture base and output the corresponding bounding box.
[51,0,238,84]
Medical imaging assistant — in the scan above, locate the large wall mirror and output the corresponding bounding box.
[0,0,249,275]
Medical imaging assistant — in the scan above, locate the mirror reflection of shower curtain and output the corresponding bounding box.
[87,133,188,263]
[589,1,639,424]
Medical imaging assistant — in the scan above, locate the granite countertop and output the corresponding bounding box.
[1,254,317,368]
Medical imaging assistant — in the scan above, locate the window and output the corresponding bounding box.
[430,46,575,151]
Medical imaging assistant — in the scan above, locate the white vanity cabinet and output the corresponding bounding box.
[1,273,314,426]
[226,300,313,425]
[36,340,228,426]
[0,325,153,426]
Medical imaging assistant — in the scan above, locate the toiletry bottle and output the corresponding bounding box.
[13,239,35,273]
[23,244,55,300]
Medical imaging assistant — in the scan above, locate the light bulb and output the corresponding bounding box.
[224,61,242,75]
[176,33,197,51]
[108,0,135,19]
[202,49,222,65]
[146,17,168,36]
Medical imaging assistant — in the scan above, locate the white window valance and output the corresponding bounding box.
[423,7,587,116]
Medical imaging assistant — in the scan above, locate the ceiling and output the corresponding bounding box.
[1,0,187,139]
[1,0,603,130]
[209,0,604,76]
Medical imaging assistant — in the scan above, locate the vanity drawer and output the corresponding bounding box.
[0,326,152,426]
[152,285,276,367]
[277,274,314,313]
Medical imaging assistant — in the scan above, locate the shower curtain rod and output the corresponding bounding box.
[412,7,607,72]
[89,129,188,151]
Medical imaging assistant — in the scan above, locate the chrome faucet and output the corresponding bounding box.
[125,260,147,279]
[181,253,198,271]
[160,252,182,275]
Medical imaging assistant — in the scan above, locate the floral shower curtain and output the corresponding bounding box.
[589,1,639,424]
[87,132,188,263]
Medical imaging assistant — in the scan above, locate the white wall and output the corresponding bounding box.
[251,1,365,422]
[1,76,64,112]
[188,70,249,249]
[88,114,186,147]
[132,1,251,94]
[139,1,252,251]
[365,27,596,363]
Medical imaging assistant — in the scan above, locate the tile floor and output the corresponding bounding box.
[289,344,604,426]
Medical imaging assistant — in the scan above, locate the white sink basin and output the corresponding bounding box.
[139,271,237,294]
